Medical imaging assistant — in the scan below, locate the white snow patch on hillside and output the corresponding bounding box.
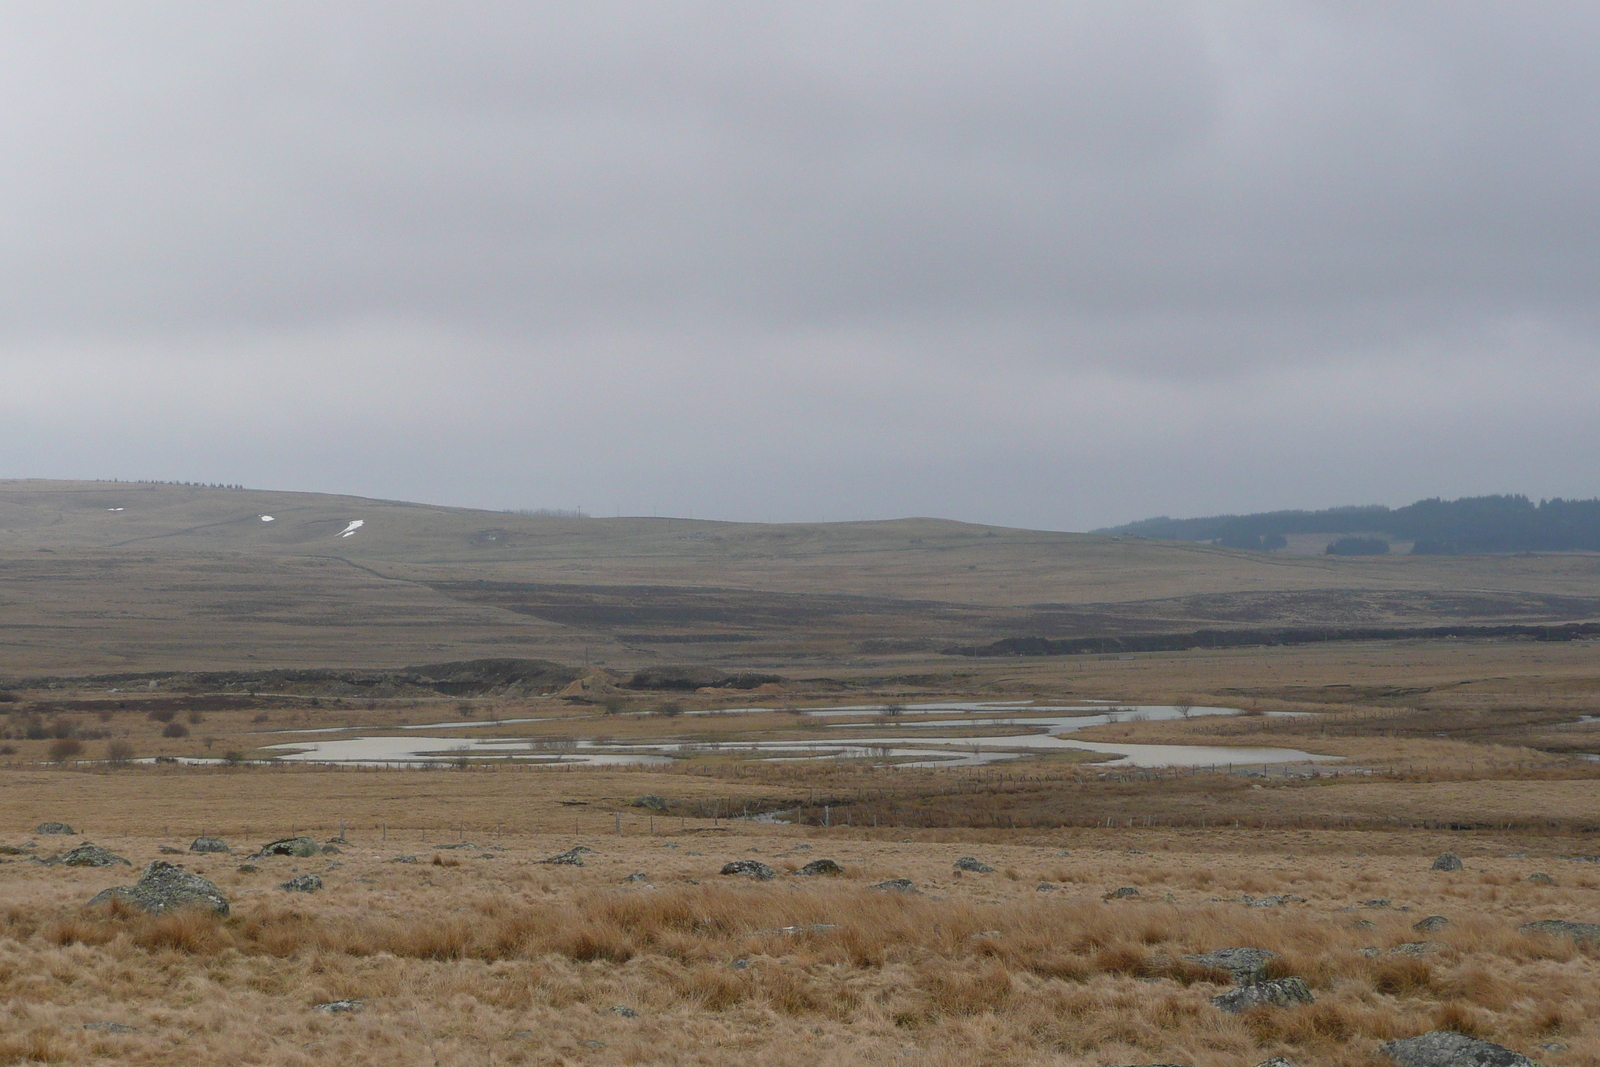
[338,520,364,538]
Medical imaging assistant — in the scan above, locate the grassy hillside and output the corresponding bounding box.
[3,480,1600,675]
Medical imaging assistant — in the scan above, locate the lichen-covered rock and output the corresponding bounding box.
[188,836,230,854]
[313,1000,363,1013]
[953,856,994,873]
[254,836,319,858]
[1378,1030,1540,1067]
[1107,886,1141,899]
[1431,852,1464,872]
[792,858,843,877]
[1211,977,1313,1013]
[720,859,776,880]
[35,822,75,835]
[871,878,917,892]
[1182,947,1280,985]
[1527,873,1555,885]
[279,874,323,893]
[61,843,131,868]
[89,860,229,915]
[1392,941,1449,957]
[1412,915,1450,933]
[1520,919,1600,942]
[540,847,589,866]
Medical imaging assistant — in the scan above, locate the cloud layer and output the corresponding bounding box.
[2,2,1597,527]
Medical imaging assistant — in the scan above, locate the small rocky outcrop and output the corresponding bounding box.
[1520,919,1600,942]
[720,859,776,880]
[1182,947,1280,985]
[313,1000,363,1013]
[871,878,917,892]
[189,836,231,854]
[1528,873,1555,885]
[61,844,131,868]
[630,795,668,811]
[1378,1030,1540,1067]
[35,822,75,835]
[792,858,843,877]
[89,861,229,915]
[1254,1059,1298,1067]
[254,836,320,858]
[1392,941,1448,958]
[1107,886,1140,899]
[1431,852,1464,872]
[953,856,994,873]
[1211,976,1313,1013]
[279,874,323,893]
[540,847,590,866]
[1412,915,1450,933]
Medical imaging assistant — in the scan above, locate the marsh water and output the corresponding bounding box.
[261,701,1338,770]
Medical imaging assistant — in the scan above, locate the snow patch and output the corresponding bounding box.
[337,520,364,538]
[260,515,275,522]
[107,507,124,512]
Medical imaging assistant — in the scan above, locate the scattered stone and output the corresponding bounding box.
[1412,915,1450,933]
[279,874,323,893]
[61,844,131,868]
[1528,873,1555,885]
[254,836,320,858]
[35,822,75,835]
[321,844,341,855]
[1431,852,1464,872]
[1182,947,1280,985]
[1211,977,1314,1013]
[313,1000,363,1013]
[953,856,995,873]
[1378,1030,1540,1067]
[389,855,418,864]
[1359,947,1381,958]
[1107,886,1140,899]
[1037,882,1056,892]
[1255,1059,1299,1067]
[624,871,650,883]
[89,861,229,915]
[189,836,230,854]
[82,1022,136,1034]
[434,842,477,850]
[1237,894,1304,907]
[157,845,184,855]
[731,958,749,969]
[610,1005,638,1018]
[1354,920,1378,929]
[1361,898,1392,908]
[720,859,776,880]
[1392,941,1448,958]
[631,794,668,811]
[1519,919,1600,942]
[540,847,594,866]
[236,864,259,873]
[793,858,843,877]
[871,878,917,893]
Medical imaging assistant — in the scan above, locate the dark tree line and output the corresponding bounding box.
[1100,495,1600,554]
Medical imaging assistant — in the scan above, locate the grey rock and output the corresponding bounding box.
[89,860,229,915]
[189,836,230,854]
[313,1000,363,1013]
[35,822,75,835]
[1037,882,1057,891]
[1359,947,1381,957]
[1108,886,1140,899]
[236,864,259,873]
[1392,941,1448,957]
[320,844,341,855]
[793,858,843,877]
[1354,920,1378,929]
[61,843,131,868]
[871,878,917,893]
[82,1022,136,1034]
[1412,915,1450,933]
[1431,852,1464,872]
[1255,1060,1298,1067]
[1211,976,1313,1013]
[953,856,995,873]
[279,874,323,893]
[1520,919,1600,942]
[720,859,776,880]
[624,871,650,883]
[540,847,591,866]
[254,836,319,858]
[1378,1030,1540,1067]
[1182,947,1280,985]
[631,794,668,811]
[389,855,418,863]
[157,845,184,855]
[1361,898,1392,908]
[610,1005,638,1018]
[1528,873,1555,885]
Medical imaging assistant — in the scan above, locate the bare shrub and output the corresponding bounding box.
[47,736,84,763]
[105,740,134,766]
[161,722,189,738]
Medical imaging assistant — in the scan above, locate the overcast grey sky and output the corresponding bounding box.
[2,2,1597,529]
